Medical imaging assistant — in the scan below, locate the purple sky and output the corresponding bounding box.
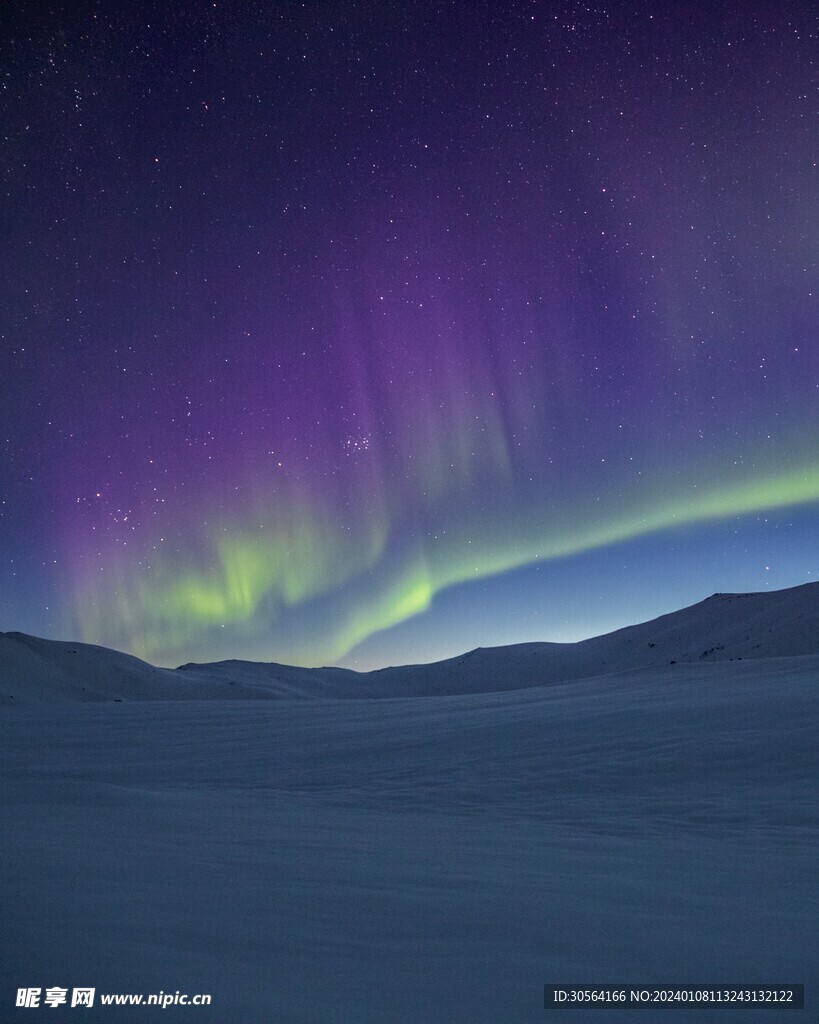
[1,1,816,667]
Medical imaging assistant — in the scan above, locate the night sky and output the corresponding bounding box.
[1,1,816,669]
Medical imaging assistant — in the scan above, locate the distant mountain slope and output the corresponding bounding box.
[0,633,230,703]
[382,580,819,697]
[0,632,366,703]
[2,581,818,702]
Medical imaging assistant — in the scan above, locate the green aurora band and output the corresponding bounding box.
[71,460,819,667]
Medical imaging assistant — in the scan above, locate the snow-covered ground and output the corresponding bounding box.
[1,584,817,1021]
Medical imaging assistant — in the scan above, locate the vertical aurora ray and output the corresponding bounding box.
[64,192,818,666]
[59,205,819,665]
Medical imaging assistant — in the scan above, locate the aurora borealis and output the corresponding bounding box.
[1,1,816,668]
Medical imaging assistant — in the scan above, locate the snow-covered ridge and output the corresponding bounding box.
[2,581,818,703]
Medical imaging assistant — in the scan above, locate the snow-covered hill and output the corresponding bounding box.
[0,631,364,703]
[2,581,818,702]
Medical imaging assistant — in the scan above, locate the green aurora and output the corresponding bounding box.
[70,459,819,667]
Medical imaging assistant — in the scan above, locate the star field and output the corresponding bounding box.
[0,1,816,667]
